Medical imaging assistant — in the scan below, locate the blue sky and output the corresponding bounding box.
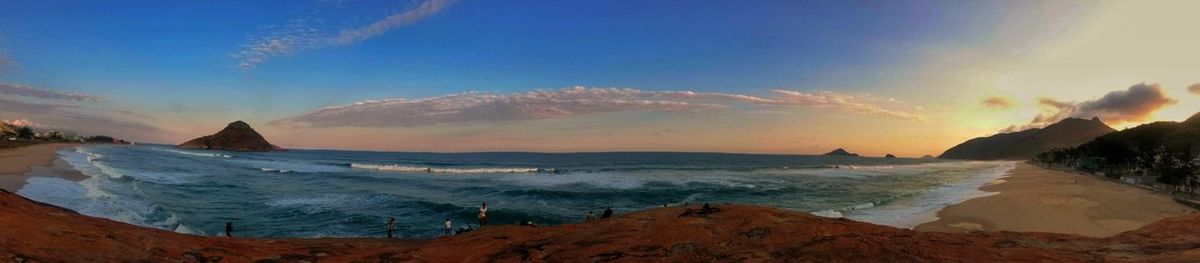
[1,1,1005,104]
[1,0,1196,154]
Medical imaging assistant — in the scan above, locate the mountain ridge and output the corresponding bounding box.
[940,117,1115,160]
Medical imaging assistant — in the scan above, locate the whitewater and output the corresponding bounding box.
[16,144,1014,238]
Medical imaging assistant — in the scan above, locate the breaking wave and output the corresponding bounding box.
[350,163,551,174]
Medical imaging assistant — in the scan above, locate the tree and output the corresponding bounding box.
[15,126,33,139]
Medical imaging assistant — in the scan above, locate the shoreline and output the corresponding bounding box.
[0,143,84,192]
[914,162,1196,237]
[6,145,1200,260]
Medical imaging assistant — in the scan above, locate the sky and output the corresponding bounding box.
[0,0,1197,156]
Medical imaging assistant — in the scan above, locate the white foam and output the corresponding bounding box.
[810,209,844,218]
[844,161,1017,228]
[259,168,292,173]
[351,163,546,173]
[155,148,231,158]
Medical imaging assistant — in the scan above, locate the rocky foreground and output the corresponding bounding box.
[4,190,1200,262]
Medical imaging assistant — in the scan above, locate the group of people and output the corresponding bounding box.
[584,207,614,222]
[388,202,490,239]
[678,203,721,217]
[225,202,703,239]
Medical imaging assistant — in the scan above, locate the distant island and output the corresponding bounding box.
[884,154,896,159]
[177,121,284,152]
[822,148,859,157]
[940,117,1114,160]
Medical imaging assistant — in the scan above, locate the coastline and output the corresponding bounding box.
[915,162,1196,237]
[0,143,84,192]
[6,145,1200,260]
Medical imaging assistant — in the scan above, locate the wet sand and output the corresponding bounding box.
[0,143,84,192]
[915,162,1196,237]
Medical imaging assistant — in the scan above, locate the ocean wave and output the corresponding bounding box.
[841,161,1017,228]
[154,148,232,158]
[76,147,104,162]
[259,168,293,173]
[811,201,879,219]
[350,163,550,174]
[18,176,185,233]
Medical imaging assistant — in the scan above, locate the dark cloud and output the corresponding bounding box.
[981,96,1014,110]
[1002,83,1176,132]
[1074,83,1176,123]
[0,83,102,101]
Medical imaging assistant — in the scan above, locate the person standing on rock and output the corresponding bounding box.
[386,217,396,238]
[478,202,489,227]
[586,210,597,222]
[444,218,453,236]
[225,222,233,238]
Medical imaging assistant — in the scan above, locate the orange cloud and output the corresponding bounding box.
[1001,83,1176,132]
[981,96,1014,110]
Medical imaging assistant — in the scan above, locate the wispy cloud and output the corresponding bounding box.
[767,90,929,121]
[0,38,14,73]
[233,0,453,70]
[0,97,166,140]
[0,83,102,101]
[1189,83,1200,95]
[329,0,452,46]
[273,86,928,127]
[0,52,13,73]
[981,96,1014,110]
[1002,83,1177,132]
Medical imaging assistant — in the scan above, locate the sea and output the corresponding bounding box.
[15,144,1015,238]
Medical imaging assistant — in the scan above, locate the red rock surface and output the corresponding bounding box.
[177,121,284,152]
[4,189,1200,262]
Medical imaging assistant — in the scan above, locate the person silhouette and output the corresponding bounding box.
[225,222,233,238]
[386,217,396,238]
[478,202,489,226]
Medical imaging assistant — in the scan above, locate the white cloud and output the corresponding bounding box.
[768,90,929,121]
[273,86,929,127]
[233,0,453,70]
[0,83,102,101]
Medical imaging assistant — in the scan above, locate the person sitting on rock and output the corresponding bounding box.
[586,210,597,222]
[600,207,613,219]
[678,207,696,217]
[699,203,721,215]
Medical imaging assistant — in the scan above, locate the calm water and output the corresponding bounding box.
[16,144,1013,238]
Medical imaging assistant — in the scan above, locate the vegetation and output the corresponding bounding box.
[1034,116,1200,194]
[1,122,130,148]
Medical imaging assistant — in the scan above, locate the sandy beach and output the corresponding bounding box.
[916,162,1196,237]
[0,143,84,192]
